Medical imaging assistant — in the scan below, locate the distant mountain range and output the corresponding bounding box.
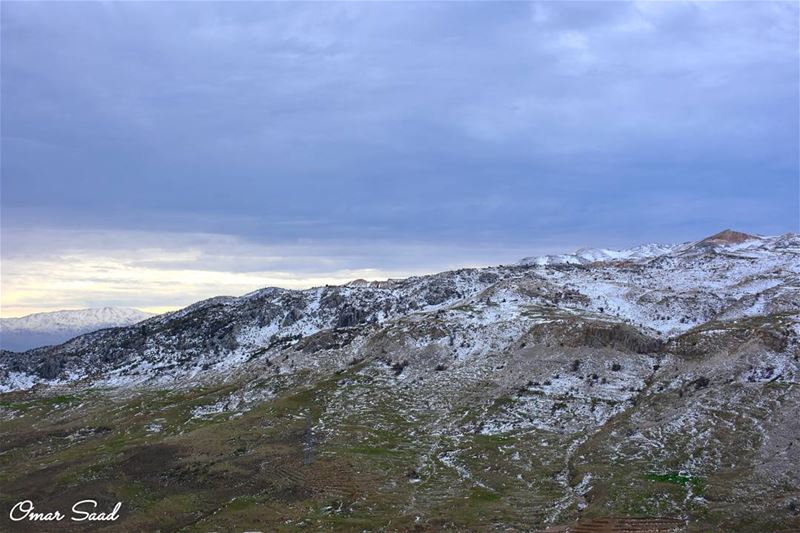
[0,307,154,352]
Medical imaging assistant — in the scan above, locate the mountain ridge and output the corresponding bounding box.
[1,229,796,390]
[1,230,798,531]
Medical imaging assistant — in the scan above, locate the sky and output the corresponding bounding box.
[1,1,798,317]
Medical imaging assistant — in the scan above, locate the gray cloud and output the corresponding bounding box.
[1,1,797,314]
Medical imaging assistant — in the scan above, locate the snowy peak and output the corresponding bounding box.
[519,241,678,266]
[1,307,154,332]
[0,307,154,352]
[573,242,680,263]
[519,230,772,266]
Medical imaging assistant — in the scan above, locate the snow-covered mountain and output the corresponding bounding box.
[2,229,797,389]
[519,241,681,266]
[0,307,154,352]
[1,230,798,531]
[518,229,764,266]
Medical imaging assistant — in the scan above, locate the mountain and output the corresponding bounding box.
[519,241,682,266]
[697,228,761,246]
[517,228,765,267]
[0,307,154,352]
[1,231,798,531]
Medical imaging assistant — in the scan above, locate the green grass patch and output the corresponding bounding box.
[224,495,261,511]
[645,471,707,494]
[1,394,80,412]
[469,487,501,502]
[473,433,513,448]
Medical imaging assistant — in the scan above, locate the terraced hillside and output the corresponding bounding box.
[1,230,799,531]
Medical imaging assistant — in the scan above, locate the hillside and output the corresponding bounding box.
[1,231,798,531]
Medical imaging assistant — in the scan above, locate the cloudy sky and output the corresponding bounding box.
[1,1,798,317]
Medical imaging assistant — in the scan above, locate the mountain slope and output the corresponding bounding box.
[0,231,798,532]
[0,307,154,352]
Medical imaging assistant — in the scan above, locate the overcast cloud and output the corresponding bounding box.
[1,1,798,316]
